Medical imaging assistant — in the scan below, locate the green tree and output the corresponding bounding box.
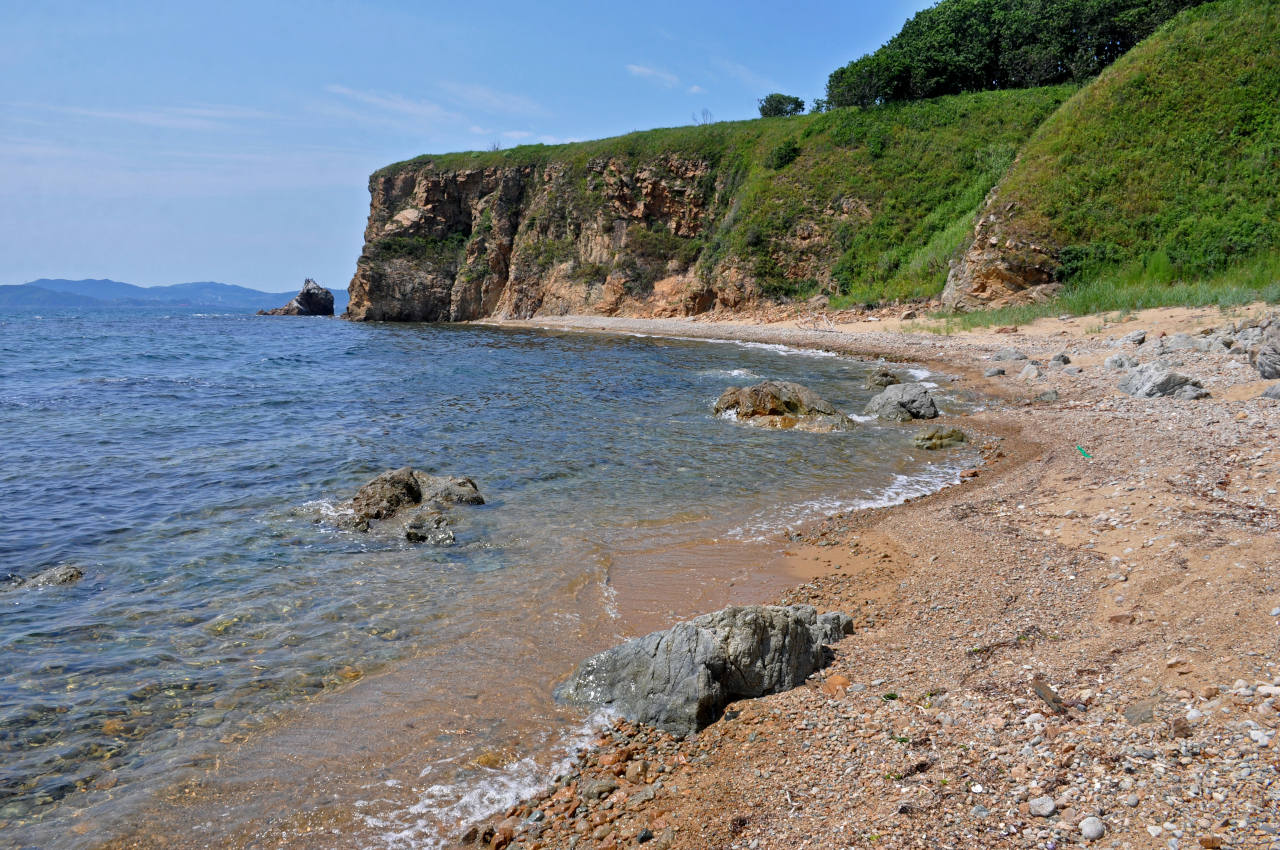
[758,93,806,117]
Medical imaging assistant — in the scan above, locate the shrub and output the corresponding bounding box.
[758,93,805,118]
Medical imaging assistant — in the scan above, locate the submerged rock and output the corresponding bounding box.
[864,383,938,422]
[5,564,85,591]
[555,604,852,736]
[914,426,967,450]
[258,279,335,317]
[713,381,853,433]
[1117,364,1209,399]
[865,369,901,389]
[343,467,483,541]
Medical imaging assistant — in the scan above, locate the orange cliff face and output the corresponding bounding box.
[343,157,762,323]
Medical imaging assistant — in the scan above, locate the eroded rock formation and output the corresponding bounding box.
[941,197,1062,312]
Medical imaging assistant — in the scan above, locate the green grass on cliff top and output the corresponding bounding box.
[995,0,1280,285]
[373,85,1073,302]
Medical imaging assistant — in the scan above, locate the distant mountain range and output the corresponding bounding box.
[0,278,349,313]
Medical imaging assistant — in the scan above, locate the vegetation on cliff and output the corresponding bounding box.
[363,85,1070,316]
[951,0,1279,317]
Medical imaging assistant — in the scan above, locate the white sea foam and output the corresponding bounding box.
[362,710,615,849]
[724,463,968,542]
[906,367,932,381]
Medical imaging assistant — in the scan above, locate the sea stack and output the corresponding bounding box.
[258,279,335,316]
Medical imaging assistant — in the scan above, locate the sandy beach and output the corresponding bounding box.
[464,304,1280,850]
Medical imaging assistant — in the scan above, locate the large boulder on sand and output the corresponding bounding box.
[258,279,335,316]
[555,604,852,736]
[713,381,853,433]
[864,383,939,422]
[344,467,483,540]
[1117,364,1209,399]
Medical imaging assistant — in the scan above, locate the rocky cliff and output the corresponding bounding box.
[345,156,747,322]
[344,87,1072,322]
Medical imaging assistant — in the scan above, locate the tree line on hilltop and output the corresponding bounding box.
[758,0,1211,116]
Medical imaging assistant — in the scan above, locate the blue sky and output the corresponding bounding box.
[1,0,932,292]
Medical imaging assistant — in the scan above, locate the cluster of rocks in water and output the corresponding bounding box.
[715,374,945,431]
[712,381,853,433]
[339,466,484,544]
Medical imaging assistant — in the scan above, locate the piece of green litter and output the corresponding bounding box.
[1077,446,1093,458]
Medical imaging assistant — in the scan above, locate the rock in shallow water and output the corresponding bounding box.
[864,383,938,422]
[555,604,852,736]
[913,426,967,450]
[343,467,482,541]
[5,563,85,591]
[713,381,853,433]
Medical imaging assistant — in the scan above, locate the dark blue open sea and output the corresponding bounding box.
[0,310,973,848]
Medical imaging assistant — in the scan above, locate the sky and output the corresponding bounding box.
[1,0,933,292]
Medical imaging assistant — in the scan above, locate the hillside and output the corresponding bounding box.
[0,279,349,313]
[944,0,1280,310]
[346,87,1072,321]
[348,0,1277,323]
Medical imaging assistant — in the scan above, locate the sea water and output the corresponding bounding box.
[0,310,973,847]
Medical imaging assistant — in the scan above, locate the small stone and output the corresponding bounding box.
[1029,795,1056,817]
[984,367,1006,377]
[637,828,654,844]
[1018,364,1041,381]
[1080,817,1105,841]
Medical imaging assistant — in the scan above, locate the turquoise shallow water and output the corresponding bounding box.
[0,311,972,847]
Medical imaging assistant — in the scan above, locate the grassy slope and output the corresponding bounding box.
[993,0,1279,298]
[373,86,1073,303]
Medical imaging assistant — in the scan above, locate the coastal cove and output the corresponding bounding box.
[0,311,975,849]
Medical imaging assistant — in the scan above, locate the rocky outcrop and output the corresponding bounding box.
[259,279,335,316]
[941,197,1061,312]
[864,383,939,422]
[342,467,483,542]
[554,605,853,736]
[713,381,853,433]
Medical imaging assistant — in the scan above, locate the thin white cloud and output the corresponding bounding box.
[687,85,706,95]
[324,84,462,124]
[501,130,533,140]
[438,82,545,116]
[715,59,778,93]
[626,64,679,87]
[10,102,273,131]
